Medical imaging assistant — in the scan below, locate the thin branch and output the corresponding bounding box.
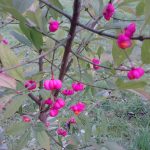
[39,49,44,100]
[113,17,144,22]
[71,51,130,72]
[44,58,115,91]
[0,40,66,73]
[28,93,40,105]
[54,0,81,97]
[39,0,150,41]
[39,0,71,20]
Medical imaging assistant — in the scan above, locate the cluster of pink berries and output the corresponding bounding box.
[117,23,136,49]
[22,16,145,138]
[127,67,144,80]
[42,78,86,117]
[62,82,85,96]
[57,117,76,137]
[46,98,65,117]
[103,2,115,21]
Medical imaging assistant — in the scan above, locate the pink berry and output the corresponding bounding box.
[45,122,50,128]
[2,39,8,45]
[49,20,59,32]
[49,108,59,117]
[44,98,53,106]
[92,58,101,70]
[22,115,31,123]
[124,22,136,38]
[103,3,115,21]
[43,79,62,90]
[137,67,144,76]
[127,67,144,80]
[62,89,74,96]
[67,117,76,124]
[70,102,86,115]
[53,98,65,109]
[72,82,85,92]
[117,34,132,49]
[24,80,36,90]
[57,128,67,137]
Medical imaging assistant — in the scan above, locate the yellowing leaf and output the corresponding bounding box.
[0,73,16,89]
[0,44,24,81]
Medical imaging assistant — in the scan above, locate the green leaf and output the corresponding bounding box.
[0,0,12,6]
[19,23,43,49]
[142,0,150,27]
[3,95,27,120]
[19,23,32,41]
[65,144,78,150]
[118,0,138,6]
[144,0,150,17]
[6,122,30,136]
[0,6,26,23]
[48,0,63,19]
[12,0,34,13]
[26,9,43,30]
[49,0,63,10]
[97,46,103,58]
[30,28,43,50]
[141,40,150,64]
[10,31,32,47]
[112,41,133,66]
[15,129,30,150]
[0,44,24,81]
[116,79,147,89]
[36,130,50,150]
[136,1,145,16]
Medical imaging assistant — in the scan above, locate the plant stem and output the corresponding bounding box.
[54,0,81,97]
